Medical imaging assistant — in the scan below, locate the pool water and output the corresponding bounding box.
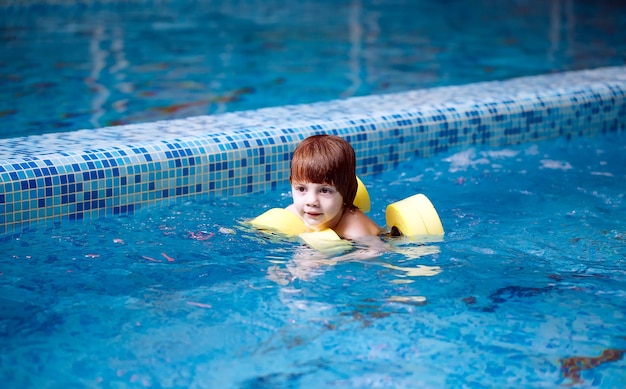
[1,0,625,138]
[1,133,624,387]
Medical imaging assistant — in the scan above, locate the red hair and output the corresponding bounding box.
[289,135,358,209]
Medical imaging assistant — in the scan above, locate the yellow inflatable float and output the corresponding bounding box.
[249,177,443,253]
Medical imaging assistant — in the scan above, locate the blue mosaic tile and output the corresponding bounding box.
[0,66,625,235]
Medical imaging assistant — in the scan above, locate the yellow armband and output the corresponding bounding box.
[354,176,370,212]
[248,207,308,236]
[248,207,350,254]
[386,194,444,237]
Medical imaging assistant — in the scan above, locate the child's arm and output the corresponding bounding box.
[334,208,382,240]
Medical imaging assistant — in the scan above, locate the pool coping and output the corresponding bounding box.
[1,66,625,235]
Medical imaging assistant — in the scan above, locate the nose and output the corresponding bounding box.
[305,191,319,207]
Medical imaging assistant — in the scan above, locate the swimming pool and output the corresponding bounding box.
[2,133,625,387]
[1,0,626,387]
[1,0,625,137]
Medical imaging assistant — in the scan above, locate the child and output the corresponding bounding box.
[286,134,381,240]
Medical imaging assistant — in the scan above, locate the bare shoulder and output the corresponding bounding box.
[335,208,381,239]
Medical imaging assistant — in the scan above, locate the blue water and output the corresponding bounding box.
[1,133,625,387]
[1,0,625,138]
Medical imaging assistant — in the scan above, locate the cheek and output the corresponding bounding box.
[336,194,345,209]
[328,197,344,213]
[293,193,308,208]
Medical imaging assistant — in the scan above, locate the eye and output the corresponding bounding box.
[320,187,334,194]
[293,185,306,193]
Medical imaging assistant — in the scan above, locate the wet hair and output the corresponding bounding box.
[289,134,358,209]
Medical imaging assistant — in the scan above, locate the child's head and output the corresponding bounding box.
[289,134,358,209]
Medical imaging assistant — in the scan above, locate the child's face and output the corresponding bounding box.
[291,182,344,231]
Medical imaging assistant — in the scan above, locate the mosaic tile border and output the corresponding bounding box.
[1,66,625,235]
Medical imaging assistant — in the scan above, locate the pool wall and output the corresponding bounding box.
[1,66,625,236]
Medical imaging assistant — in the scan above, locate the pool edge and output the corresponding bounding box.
[1,66,625,235]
